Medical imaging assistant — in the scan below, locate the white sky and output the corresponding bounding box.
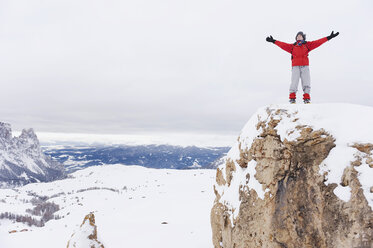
[1,0,372,137]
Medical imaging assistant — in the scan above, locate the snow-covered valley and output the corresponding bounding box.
[0,164,216,248]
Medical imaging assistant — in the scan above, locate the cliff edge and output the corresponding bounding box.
[211,104,373,248]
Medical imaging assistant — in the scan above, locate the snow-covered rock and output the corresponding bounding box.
[67,213,104,248]
[0,122,65,186]
[211,103,373,248]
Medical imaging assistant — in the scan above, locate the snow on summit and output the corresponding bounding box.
[215,103,373,222]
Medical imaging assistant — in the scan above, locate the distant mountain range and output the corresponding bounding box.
[43,144,229,173]
[0,121,229,187]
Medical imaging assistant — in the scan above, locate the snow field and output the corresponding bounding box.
[0,164,216,248]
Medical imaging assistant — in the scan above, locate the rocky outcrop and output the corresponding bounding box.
[67,213,104,248]
[211,105,373,248]
[0,122,65,186]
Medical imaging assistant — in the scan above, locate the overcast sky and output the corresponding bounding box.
[1,0,372,137]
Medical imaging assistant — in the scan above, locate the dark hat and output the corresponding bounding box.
[295,31,306,41]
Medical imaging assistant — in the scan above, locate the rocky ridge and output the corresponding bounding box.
[0,122,65,186]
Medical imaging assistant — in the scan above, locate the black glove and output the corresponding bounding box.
[327,31,339,40]
[266,35,276,43]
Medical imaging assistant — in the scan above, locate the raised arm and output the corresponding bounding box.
[274,40,293,53]
[307,37,328,51]
[307,31,339,51]
[266,35,293,53]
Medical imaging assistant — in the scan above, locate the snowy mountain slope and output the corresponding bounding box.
[0,164,216,248]
[0,122,65,186]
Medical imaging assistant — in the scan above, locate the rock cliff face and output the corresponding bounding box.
[0,122,65,186]
[67,213,104,248]
[211,104,373,248]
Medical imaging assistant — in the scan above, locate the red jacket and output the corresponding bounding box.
[275,37,328,66]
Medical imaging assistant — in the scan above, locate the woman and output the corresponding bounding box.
[266,31,339,104]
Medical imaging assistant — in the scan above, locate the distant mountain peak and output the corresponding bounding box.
[0,122,65,186]
[0,122,12,141]
[20,128,38,140]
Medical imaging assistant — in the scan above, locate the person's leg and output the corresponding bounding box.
[300,66,311,100]
[290,66,300,99]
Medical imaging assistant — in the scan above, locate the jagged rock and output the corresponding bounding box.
[0,122,65,186]
[0,123,12,141]
[67,213,104,248]
[211,104,373,248]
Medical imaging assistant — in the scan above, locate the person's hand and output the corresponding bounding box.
[327,31,339,40]
[266,35,276,43]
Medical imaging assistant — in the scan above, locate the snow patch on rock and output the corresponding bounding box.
[214,103,373,224]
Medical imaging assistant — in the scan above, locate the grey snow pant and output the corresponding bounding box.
[290,65,310,94]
